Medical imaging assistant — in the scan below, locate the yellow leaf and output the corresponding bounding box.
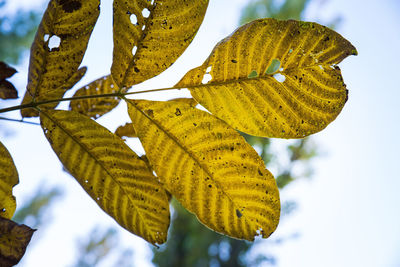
[40,110,170,245]
[0,217,35,266]
[115,98,197,139]
[169,97,198,107]
[127,100,280,241]
[0,141,18,220]
[20,0,99,117]
[115,122,137,139]
[176,18,357,138]
[112,0,209,88]
[69,75,120,119]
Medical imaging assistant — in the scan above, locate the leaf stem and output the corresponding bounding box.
[0,116,40,125]
[0,86,183,114]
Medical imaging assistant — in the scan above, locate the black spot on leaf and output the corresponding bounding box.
[236,209,242,218]
[59,0,82,13]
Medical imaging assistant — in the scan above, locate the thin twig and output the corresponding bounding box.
[0,116,40,125]
[0,86,184,114]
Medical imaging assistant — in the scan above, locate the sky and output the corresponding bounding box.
[1,0,400,267]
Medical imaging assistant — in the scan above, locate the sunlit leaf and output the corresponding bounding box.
[115,98,197,139]
[0,142,19,220]
[20,0,99,117]
[112,0,209,89]
[0,80,18,100]
[0,62,17,80]
[40,110,170,244]
[115,122,137,139]
[127,100,280,241]
[176,18,357,138]
[169,97,198,107]
[69,75,120,119]
[0,217,35,266]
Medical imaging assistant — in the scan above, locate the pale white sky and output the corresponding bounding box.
[1,0,400,267]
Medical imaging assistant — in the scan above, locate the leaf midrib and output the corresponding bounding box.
[127,99,256,233]
[181,63,338,91]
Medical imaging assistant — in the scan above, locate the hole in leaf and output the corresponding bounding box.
[44,34,50,42]
[142,25,146,31]
[319,65,324,70]
[202,73,212,84]
[273,73,286,83]
[1,208,6,212]
[206,65,212,73]
[48,35,61,51]
[130,14,138,25]
[150,0,155,4]
[236,209,242,218]
[132,46,138,56]
[266,59,281,75]
[142,8,150,18]
[248,70,258,78]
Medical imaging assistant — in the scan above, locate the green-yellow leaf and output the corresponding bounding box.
[20,0,99,117]
[0,217,35,266]
[40,110,170,245]
[0,141,19,219]
[127,100,280,241]
[112,0,209,89]
[176,18,357,138]
[69,75,120,119]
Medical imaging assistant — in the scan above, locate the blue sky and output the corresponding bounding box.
[1,0,400,266]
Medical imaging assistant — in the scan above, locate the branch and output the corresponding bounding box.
[0,86,184,114]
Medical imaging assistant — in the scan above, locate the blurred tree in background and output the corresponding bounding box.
[72,227,134,267]
[151,1,320,266]
[0,0,41,65]
[240,0,309,24]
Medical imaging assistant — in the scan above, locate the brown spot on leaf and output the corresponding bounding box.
[145,109,154,117]
[175,108,181,116]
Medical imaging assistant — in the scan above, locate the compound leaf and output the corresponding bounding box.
[0,217,35,266]
[0,142,19,219]
[127,100,280,241]
[21,0,99,117]
[40,110,170,245]
[69,75,120,119]
[112,0,209,89]
[176,18,357,138]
